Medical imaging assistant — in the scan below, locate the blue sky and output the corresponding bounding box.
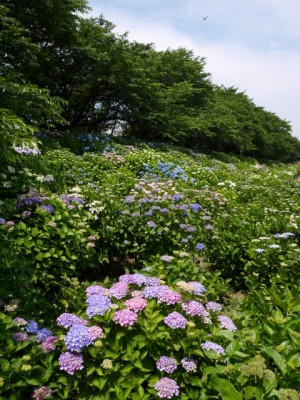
[87,0,300,139]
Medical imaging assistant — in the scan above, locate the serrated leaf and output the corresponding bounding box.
[263,347,287,374]
[210,376,242,400]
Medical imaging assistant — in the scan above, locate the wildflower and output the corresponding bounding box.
[196,243,205,251]
[113,309,138,327]
[64,324,93,351]
[218,315,237,331]
[40,336,58,352]
[164,312,188,329]
[154,377,180,399]
[101,359,113,369]
[182,300,207,317]
[32,386,52,399]
[181,358,197,372]
[59,352,84,375]
[156,356,178,373]
[206,301,222,312]
[125,297,147,312]
[57,313,88,328]
[201,341,225,355]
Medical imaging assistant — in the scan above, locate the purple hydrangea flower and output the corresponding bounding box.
[190,203,202,212]
[109,282,129,299]
[59,352,84,375]
[147,221,157,228]
[142,285,161,299]
[13,317,27,326]
[204,224,214,230]
[154,377,180,398]
[124,195,135,203]
[13,332,29,341]
[25,320,40,334]
[172,194,184,202]
[88,325,104,340]
[156,287,182,305]
[164,312,188,329]
[125,297,148,312]
[39,205,54,213]
[181,358,197,372]
[40,336,58,352]
[201,341,225,355]
[160,208,170,214]
[182,300,207,316]
[218,315,237,331]
[64,324,93,351]
[56,313,88,328]
[113,309,138,327]
[32,386,52,399]
[156,356,178,373]
[196,243,205,251]
[36,328,53,342]
[186,226,196,232]
[145,276,161,286]
[206,301,222,312]
[0,218,6,225]
[187,281,206,295]
[119,273,147,286]
[85,285,109,296]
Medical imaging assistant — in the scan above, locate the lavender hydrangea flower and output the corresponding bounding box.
[108,282,129,299]
[147,221,157,228]
[113,309,138,327]
[13,332,29,341]
[64,324,93,351]
[59,352,84,375]
[156,356,178,373]
[196,243,205,251]
[32,386,52,399]
[172,194,184,202]
[156,287,182,305]
[88,326,104,340]
[36,328,53,342]
[39,205,54,213]
[125,297,148,312]
[145,276,161,286]
[218,315,237,331]
[206,301,222,312]
[142,285,161,299]
[190,203,202,212]
[181,358,197,372]
[56,313,88,328]
[154,377,180,399]
[119,273,147,286]
[25,320,40,334]
[164,312,188,329]
[40,336,58,352]
[85,285,109,296]
[201,341,225,355]
[0,218,6,225]
[182,300,207,317]
[13,317,27,326]
[187,281,206,295]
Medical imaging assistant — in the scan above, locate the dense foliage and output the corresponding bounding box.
[1,1,300,161]
[0,133,299,399]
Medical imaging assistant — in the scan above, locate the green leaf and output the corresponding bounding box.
[210,376,243,400]
[263,347,287,375]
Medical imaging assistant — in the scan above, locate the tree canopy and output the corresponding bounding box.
[1,0,299,161]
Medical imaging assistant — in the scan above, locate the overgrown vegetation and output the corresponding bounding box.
[1,1,300,399]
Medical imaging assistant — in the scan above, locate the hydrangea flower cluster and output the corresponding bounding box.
[59,352,84,375]
[154,377,180,399]
[156,356,178,373]
[32,386,52,400]
[181,358,197,372]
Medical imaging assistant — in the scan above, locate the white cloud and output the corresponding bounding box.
[87,1,300,138]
